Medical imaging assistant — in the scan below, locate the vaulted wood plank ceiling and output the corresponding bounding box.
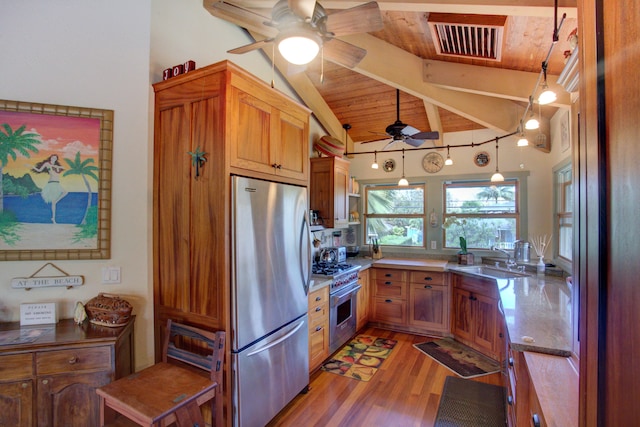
[204,0,578,150]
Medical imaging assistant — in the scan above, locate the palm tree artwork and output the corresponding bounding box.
[0,124,42,212]
[63,152,99,225]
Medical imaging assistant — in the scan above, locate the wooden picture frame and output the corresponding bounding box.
[0,99,113,260]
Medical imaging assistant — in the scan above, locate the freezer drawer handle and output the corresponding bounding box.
[246,320,305,357]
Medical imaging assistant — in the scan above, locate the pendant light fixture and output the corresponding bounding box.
[517,121,529,146]
[538,62,557,105]
[444,145,453,165]
[525,96,540,130]
[398,149,409,186]
[371,150,379,169]
[490,138,505,182]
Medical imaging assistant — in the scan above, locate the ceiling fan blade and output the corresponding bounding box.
[323,38,367,68]
[401,125,420,136]
[360,137,391,144]
[207,1,274,36]
[404,138,425,148]
[382,140,397,151]
[411,131,440,140]
[325,2,384,36]
[288,0,316,21]
[228,38,273,54]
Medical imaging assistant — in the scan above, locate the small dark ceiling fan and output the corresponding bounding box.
[216,0,384,68]
[361,89,440,150]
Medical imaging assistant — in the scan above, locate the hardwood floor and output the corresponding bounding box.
[268,327,504,427]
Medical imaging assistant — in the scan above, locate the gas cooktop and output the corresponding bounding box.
[312,261,358,277]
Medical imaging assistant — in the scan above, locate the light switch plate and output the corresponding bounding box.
[102,266,121,284]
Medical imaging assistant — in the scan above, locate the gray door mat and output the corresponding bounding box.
[434,376,506,427]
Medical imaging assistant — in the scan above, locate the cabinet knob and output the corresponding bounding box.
[424,285,432,289]
[385,281,392,285]
[385,299,393,303]
[532,414,541,427]
[315,326,323,332]
[42,379,49,385]
[424,277,433,281]
[315,307,322,312]
[68,356,78,364]
[315,296,322,301]
[22,382,29,389]
[508,357,514,367]
[384,273,392,277]
[507,396,513,405]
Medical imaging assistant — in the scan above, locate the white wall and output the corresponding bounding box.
[0,0,154,368]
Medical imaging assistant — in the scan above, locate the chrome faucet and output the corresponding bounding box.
[492,246,518,269]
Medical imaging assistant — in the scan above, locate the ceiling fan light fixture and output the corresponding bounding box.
[276,30,321,65]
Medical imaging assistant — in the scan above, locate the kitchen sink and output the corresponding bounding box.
[451,265,530,279]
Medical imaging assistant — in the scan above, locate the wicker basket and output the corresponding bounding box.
[84,293,132,327]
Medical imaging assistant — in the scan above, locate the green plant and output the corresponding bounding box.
[442,216,469,254]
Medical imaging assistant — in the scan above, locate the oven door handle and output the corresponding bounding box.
[332,284,361,303]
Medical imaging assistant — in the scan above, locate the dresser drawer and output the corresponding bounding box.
[409,271,445,285]
[0,353,34,381]
[36,346,111,375]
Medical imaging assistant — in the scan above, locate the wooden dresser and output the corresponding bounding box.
[0,318,134,427]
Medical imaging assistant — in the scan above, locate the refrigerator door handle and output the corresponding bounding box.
[246,320,306,357]
[300,212,311,295]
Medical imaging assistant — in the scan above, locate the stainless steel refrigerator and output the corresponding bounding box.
[231,176,311,427]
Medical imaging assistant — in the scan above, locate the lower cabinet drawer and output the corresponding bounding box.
[0,353,34,381]
[36,346,111,375]
[372,297,406,325]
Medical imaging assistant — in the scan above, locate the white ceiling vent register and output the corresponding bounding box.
[428,13,507,62]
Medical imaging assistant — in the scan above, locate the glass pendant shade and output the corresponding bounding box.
[491,171,505,182]
[277,33,321,65]
[525,116,540,130]
[371,151,379,169]
[538,88,557,105]
[517,136,529,146]
[398,177,409,186]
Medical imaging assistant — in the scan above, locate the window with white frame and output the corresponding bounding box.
[443,180,519,250]
[555,164,572,261]
[364,184,425,247]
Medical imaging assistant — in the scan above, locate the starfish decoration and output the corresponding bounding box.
[187,146,207,179]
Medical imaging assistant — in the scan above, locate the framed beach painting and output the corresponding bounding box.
[0,100,113,260]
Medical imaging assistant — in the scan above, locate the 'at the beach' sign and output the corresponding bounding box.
[11,275,84,290]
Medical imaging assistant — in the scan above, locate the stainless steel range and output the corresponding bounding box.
[312,257,361,353]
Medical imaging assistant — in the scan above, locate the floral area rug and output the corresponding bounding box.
[414,338,501,379]
[321,335,398,382]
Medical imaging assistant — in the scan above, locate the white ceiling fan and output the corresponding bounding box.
[211,0,384,68]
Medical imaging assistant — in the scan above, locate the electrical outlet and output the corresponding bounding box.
[430,240,437,250]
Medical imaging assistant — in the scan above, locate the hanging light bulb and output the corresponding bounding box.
[538,62,557,105]
[517,121,529,146]
[491,139,505,182]
[525,96,540,130]
[444,146,453,165]
[371,150,379,169]
[398,149,409,186]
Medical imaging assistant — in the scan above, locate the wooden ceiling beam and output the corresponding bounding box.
[423,59,571,107]
[424,101,443,146]
[341,33,524,133]
[219,1,577,18]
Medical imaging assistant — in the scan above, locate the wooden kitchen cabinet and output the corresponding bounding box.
[310,157,349,229]
[371,268,407,326]
[308,286,330,372]
[356,268,370,331]
[451,273,500,360]
[0,318,134,427]
[408,271,449,333]
[229,74,309,184]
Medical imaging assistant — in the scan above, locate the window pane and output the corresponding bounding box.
[367,218,424,247]
[443,217,517,250]
[367,187,424,214]
[445,184,516,214]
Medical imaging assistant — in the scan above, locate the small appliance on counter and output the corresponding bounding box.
[514,240,530,262]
